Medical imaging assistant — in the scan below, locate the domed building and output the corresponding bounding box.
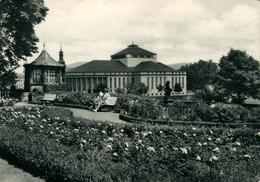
[24,47,66,92]
[66,43,186,96]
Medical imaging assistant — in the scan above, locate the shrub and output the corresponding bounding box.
[195,103,260,123]
[0,107,259,182]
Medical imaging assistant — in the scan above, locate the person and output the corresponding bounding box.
[93,89,110,112]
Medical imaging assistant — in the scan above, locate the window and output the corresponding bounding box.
[47,69,58,83]
[182,77,184,88]
[33,69,41,84]
[147,77,150,88]
[160,77,162,85]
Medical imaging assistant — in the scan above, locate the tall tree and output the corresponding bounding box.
[179,60,218,91]
[217,49,260,104]
[0,0,48,88]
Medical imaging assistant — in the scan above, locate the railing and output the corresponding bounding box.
[0,90,11,99]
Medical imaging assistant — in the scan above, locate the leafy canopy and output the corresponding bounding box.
[217,49,260,104]
[0,0,48,88]
[179,60,218,91]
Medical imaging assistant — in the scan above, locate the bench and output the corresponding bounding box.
[41,94,57,105]
[100,97,117,111]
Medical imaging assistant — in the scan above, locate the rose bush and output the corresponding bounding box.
[0,106,259,181]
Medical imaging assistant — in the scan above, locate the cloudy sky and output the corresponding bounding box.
[26,0,260,66]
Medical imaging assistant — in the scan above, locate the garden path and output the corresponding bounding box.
[14,102,126,124]
[0,158,44,182]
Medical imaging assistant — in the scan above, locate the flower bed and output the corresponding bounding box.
[0,98,18,107]
[0,106,259,181]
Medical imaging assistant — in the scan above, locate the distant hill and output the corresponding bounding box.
[66,61,86,71]
[167,63,188,70]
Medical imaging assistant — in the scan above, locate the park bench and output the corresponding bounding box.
[99,96,117,111]
[41,94,57,105]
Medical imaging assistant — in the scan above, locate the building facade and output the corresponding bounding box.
[24,48,66,92]
[66,44,186,96]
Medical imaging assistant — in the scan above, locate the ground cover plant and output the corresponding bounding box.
[0,106,259,182]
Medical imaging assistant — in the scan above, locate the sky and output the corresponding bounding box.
[24,0,260,67]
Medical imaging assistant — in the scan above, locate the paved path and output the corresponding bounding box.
[69,108,126,124]
[14,102,126,124]
[0,159,44,182]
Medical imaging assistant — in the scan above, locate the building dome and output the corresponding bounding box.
[111,43,156,59]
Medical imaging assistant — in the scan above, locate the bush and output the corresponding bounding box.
[0,107,259,182]
[195,103,260,123]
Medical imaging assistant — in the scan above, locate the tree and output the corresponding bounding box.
[96,83,107,93]
[0,0,48,88]
[179,60,218,91]
[174,83,182,93]
[164,81,172,99]
[217,49,260,104]
[126,82,148,96]
[156,84,164,94]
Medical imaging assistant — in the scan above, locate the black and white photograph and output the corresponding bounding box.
[0,0,259,181]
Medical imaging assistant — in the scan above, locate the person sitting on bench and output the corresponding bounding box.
[93,89,110,112]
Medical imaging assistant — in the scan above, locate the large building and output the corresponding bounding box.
[66,44,186,96]
[24,47,66,92]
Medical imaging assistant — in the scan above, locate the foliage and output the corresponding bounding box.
[164,81,172,98]
[195,85,224,104]
[116,88,126,94]
[179,60,218,91]
[174,83,182,93]
[195,103,260,123]
[217,49,260,104]
[0,0,48,88]
[156,84,164,93]
[126,82,149,96]
[96,83,108,93]
[0,106,259,182]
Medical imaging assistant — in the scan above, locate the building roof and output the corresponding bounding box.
[67,60,175,73]
[26,50,65,67]
[67,60,129,73]
[111,44,156,59]
[132,61,174,72]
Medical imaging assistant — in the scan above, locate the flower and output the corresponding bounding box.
[255,132,260,137]
[208,137,212,141]
[113,152,118,157]
[106,144,112,150]
[192,127,197,131]
[147,146,155,152]
[108,137,113,142]
[235,141,241,146]
[210,155,218,162]
[197,142,202,146]
[196,155,201,161]
[81,139,87,144]
[180,147,188,154]
[213,147,220,153]
[183,133,188,137]
[244,154,251,158]
[230,147,237,152]
[125,142,129,148]
[101,130,106,134]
